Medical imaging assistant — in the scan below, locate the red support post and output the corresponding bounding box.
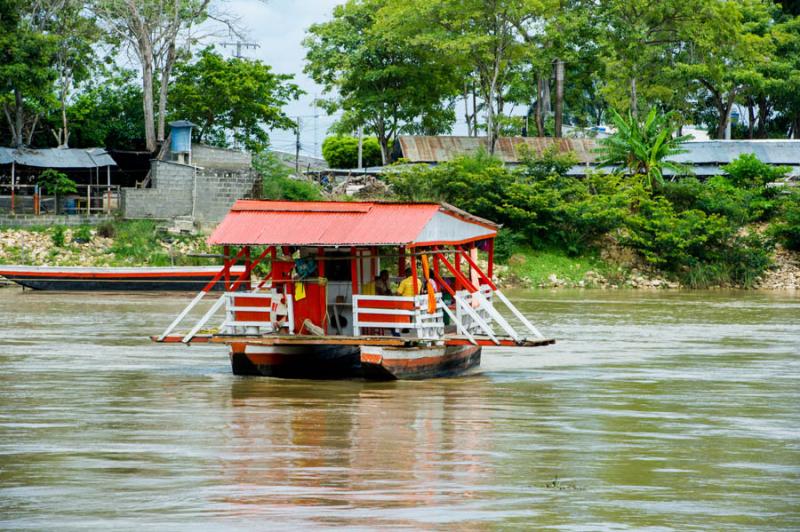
[399,246,406,277]
[454,250,461,291]
[317,247,325,277]
[457,247,497,290]
[223,245,231,290]
[243,246,252,291]
[487,239,494,279]
[351,246,358,295]
[435,251,477,293]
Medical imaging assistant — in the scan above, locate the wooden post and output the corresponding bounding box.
[488,239,494,279]
[10,161,15,214]
[106,166,111,214]
[350,246,358,296]
[86,174,91,215]
[33,185,39,216]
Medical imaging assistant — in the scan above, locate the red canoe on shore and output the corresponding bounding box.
[0,265,247,291]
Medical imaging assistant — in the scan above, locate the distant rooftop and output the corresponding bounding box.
[0,147,117,168]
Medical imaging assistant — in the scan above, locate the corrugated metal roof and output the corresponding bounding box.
[208,200,497,246]
[397,136,800,166]
[669,140,800,165]
[397,136,598,164]
[0,147,117,168]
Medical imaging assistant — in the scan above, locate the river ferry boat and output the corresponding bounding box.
[0,265,245,291]
[153,200,554,380]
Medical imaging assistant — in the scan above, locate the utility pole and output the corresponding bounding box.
[295,117,301,175]
[357,126,363,169]
[220,40,260,58]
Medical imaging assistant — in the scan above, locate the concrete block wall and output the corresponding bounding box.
[0,214,113,227]
[121,159,258,223]
[193,169,259,223]
[191,144,252,170]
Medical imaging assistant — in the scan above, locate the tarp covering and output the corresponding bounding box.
[0,147,117,168]
[208,200,498,246]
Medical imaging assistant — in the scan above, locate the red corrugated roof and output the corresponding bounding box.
[209,200,449,246]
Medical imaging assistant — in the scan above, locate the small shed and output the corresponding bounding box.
[0,147,118,214]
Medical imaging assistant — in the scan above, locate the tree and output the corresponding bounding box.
[597,0,712,117]
[305,0,461,163]
[91,0,213,152]
[597,108,693,191]
[0,0,58,147]
[321,136,383,168]
[378,0,536,153]
[39,168,77,214]
[67,71,146,149]
[169,48,300,153]
[671,0,773,139]
[50,0,99,147]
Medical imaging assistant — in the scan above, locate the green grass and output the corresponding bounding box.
[502,247,624,287]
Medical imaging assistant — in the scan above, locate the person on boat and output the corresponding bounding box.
[396,264,421,297]
[375,269,392,296]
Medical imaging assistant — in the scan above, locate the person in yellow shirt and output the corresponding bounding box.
[395,265,421,297]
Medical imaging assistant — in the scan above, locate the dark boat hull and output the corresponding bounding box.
[3,273,235,291]
[0,266,246,292]
[229,343,481,380]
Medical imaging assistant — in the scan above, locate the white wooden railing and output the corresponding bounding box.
[352,294,444,339]
[219,290,294,336]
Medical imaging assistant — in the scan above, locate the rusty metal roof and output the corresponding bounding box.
[396,136,599,164]
[208,200,497,246]
[396,136,800,169]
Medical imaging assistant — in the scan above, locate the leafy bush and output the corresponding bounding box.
[73,225,92,243]
[109,220,171,265]
[721,153,790,190]
[770,191,800,251]
[51,226,66,248]
[39,169,78,215]
[96,220,116,238]
[254,152,322,201]
[321,136,382,168]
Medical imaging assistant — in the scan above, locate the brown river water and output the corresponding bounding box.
[0,287,798,530]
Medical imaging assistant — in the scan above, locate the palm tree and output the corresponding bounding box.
[597,108,693,191]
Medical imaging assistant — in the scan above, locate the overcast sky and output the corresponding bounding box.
[210,0,345,158]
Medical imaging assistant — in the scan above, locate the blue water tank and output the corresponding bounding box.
[169,120,197,154]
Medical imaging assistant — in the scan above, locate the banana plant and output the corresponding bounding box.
[597,108,694,192]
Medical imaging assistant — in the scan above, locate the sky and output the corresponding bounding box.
[209,0,345,158]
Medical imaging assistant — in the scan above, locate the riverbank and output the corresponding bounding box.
[497,245,799,291]
[1,223,797,290]
[0,221,212,268]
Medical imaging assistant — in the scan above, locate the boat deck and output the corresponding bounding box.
[154,333,555,348]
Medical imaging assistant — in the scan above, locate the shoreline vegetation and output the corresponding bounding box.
[1,219,797,291]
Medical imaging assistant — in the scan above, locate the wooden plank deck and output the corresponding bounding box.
[153,333,555,348]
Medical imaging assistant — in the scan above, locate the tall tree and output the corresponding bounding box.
[91,0,212,152]
[0,0,58,147]
[598,0,711,117]
[672,0,773,139]
[170,48,301,153]
[379,0,535,153]
[51,0,99,147]
[304,0,461,163]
